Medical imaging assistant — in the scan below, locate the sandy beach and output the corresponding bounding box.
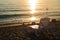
[0,20,60,40]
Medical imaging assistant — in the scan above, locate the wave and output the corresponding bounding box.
[0,14,30,19]
[0,9,31,12]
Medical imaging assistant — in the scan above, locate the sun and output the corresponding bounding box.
[29,0,37,14]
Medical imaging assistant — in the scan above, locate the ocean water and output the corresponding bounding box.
[0,0,60,23]
[0,10,60,23]
[0,11,40,23]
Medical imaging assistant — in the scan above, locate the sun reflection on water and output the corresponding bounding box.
[29,0,37,14]
[29,25,39,29]
[30,16,38,21]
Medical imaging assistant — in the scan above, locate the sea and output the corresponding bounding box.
[0,0,60,23]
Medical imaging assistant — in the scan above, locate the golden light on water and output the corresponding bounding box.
[29,25,39,29]
[29,0,37,14]
[30,16,37,21]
